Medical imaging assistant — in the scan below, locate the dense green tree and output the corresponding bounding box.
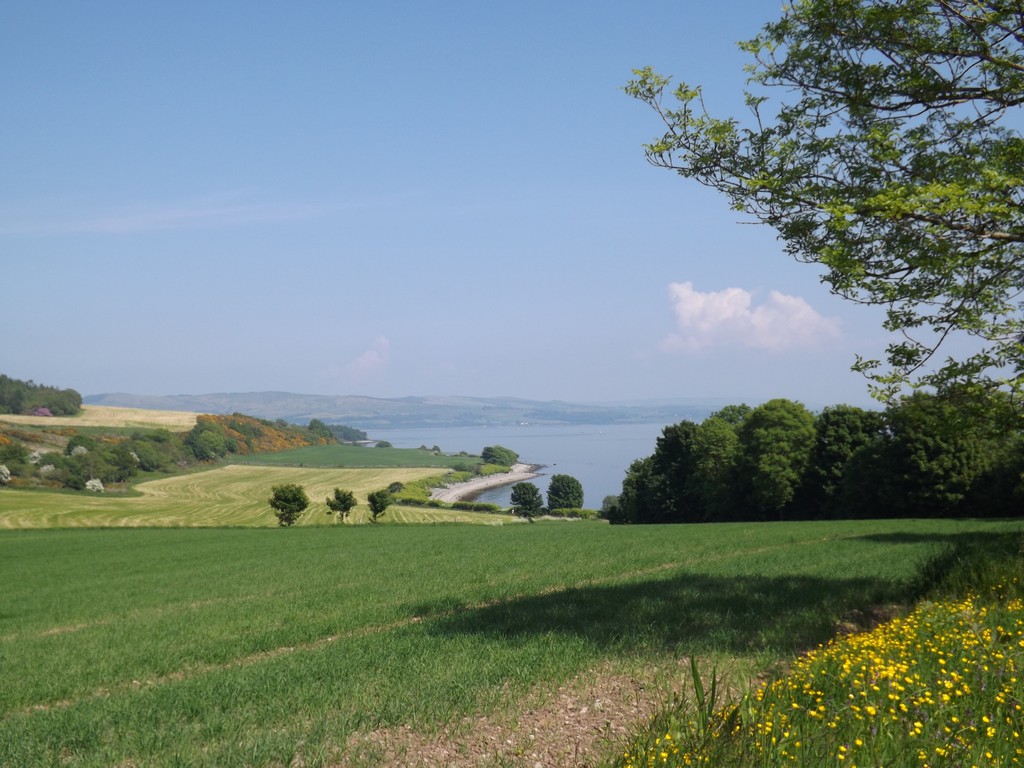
[510,482,543,519]
[325,488,357,521]
[690,416,742,520]
[808,405,886,516]
[268,484,309,527]
[708,404,751,428]
[649,421,703,522]
[834,440,891,519]
[184,421,228,461]
[546,474,584,511]
[967,434,1024,517]
[132,441,168,473]
[367,489,391,522]
[103,443,138,483]
[626,1,1024,402]
[482,445,519,467]
[615,456,658,524]
[328,424,369,442]
[735,399,816,520]
[307,419,336,443]
[191,430,227,461]
[883,393,994,517]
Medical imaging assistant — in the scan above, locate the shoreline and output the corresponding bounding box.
[430,463,542,503]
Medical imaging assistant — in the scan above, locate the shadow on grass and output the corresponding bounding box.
[852,528,1019,546]
[416,571,909,657]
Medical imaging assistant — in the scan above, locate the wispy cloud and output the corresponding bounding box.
[346,337,391,377]
[662,281,840,352]
[0,194,351,235]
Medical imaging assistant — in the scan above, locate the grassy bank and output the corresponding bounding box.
[611,532,1024,768]
[2,518,1020,766]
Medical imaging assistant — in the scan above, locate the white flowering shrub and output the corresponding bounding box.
[71,445,89,456]
[85,478,104,493]
[29,451,41,464]
[0,465,10,485]
[39,464,56,476]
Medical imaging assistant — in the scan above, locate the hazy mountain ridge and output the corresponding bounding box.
[83,391,720,429]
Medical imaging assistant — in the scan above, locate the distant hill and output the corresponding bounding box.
[83,392,723,429]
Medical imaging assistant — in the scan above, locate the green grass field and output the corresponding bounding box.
[0,465,510,528]
[2,518,1020,767]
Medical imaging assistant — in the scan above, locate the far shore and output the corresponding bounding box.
[430,463,542,503]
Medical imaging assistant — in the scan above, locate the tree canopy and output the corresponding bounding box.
[325,488,357,521]
[268,484,309,527]
[510,482,543,519]
[546,474,584,511]
[367,489,392,523]
[626,0,1024,404]
[0,374,82,416]
[609,394,1023,524]
[482,445,519,467]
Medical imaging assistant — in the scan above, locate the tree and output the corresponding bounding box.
[509,482,543,519]
[735,399,816,520]
[600,494,620,521]
[546,474,584,511]
[367,489,391,523]
[807,405,886,516]
[307,419,335,443]
[325,487,357,521]
[882,392,994,517]
[650,421,703,522]
[185,420,228,461]
[626,1,1024,403]
[615,456,658,524]
[690,416,742,521]
[268,483,309,527]
[482,445,519,467]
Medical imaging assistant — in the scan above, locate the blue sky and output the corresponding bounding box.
[2,2,887,408]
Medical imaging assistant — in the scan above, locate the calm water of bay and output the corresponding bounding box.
[377,422,671,509]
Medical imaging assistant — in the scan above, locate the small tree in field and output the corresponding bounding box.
[367,489,391,523]
[510,482,543,520]
[325,488,357,521]
[269,483,309,527]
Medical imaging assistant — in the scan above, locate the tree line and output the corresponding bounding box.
[510,474,589,519]
[0,374,82,416]
[606,394,1023,525]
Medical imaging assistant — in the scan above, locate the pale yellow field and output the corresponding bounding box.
[0,404,201,431]
[0,465,517,528]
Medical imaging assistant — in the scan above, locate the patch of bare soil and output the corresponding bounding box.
[335,660,690,768]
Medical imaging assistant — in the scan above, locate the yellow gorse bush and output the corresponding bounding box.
[617,579,1024,768]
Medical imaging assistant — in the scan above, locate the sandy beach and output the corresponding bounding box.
[430,463,542,503]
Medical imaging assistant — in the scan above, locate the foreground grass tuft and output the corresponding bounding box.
[611,533,1024,768]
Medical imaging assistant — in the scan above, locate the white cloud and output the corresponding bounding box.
[346,337,391,376]
[662,281,840,351]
